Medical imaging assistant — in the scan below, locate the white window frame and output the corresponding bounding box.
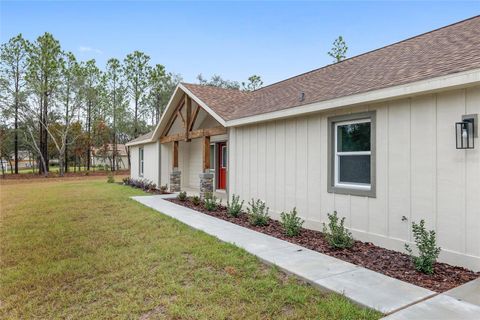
[334,118,371,191]
[139,147,144,177]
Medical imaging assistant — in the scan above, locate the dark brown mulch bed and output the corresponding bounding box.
[120,183,172,195]
[168,198,479,293]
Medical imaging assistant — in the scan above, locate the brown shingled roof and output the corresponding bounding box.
[184,16,480,121]
[126,131,154,145]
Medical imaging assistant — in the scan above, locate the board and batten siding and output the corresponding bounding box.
[129,142,160,186]
[228,86,480,271]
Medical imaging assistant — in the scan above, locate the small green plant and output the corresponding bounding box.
[107,172,114,183]
[177,191,187,201]
[405,219,441,275]
[322,211,354,249]
[159,184,168,193]
[191,195,201,206]
[203,193,220,211]
[226,194,244,217]
[247,199,269,226]
[280,207,304,237]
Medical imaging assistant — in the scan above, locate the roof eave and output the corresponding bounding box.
[226,68,480,127]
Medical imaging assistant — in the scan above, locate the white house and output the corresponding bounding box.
[91,144,129,170]
[127,16,480,271]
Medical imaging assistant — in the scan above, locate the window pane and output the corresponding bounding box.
[337,122,371,152]
[339,155,371,184]
[222,146,227,168]
[210,145,215,169]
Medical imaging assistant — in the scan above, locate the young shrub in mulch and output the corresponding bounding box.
[247,199,269,226]
[107,172,115,183]
[191,195,201,206]
[203,193,220,211]
[159,184,168,194]
[323,211,354,249]
[226,194,244,217]
[177,191,187,201]
[146,182,157,192]
[280,207,304,237]
[405,219,441,275]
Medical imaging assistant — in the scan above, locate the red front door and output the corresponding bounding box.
[217,142,227,190]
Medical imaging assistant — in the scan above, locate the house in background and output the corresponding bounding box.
[127,16,480,271]
[91,143,129,170]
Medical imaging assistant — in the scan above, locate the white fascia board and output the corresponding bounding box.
[150,85,184,141]
[125,139,155,147]
[226,68,480,127]
[179,83,227,127]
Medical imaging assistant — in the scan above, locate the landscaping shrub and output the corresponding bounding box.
[280,207,304,237]
[322,211,354,249]
[146,182,157,192]
[203,193,220,211]
[405,219,441,275]
[122,177,131,185]
[191,195,201,206]
[177,191,187,201]
[107,172,114,183]
[226,194,244,217]
[247,199,269,226]
[159,184,168,193]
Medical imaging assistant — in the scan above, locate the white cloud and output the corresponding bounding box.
[78,46,103,54]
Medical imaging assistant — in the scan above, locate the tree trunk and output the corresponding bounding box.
[8,158,13,174]
[1,157,5,178]
[44,88,49,173]
[14,63,19,174]
[64,90,69,173]
[112,79,116,172]
[86,100,91,171]
[134,98,138,137]
[58,151,65,177]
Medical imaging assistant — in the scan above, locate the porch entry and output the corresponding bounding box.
[217,142,227,190]
[160,92,228,196]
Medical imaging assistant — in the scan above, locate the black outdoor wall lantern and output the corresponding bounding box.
[456,114,477,149]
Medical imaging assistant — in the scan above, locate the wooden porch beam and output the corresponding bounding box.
[189,105,200,131]
[203,136,210,171]
[185,96,191,141]
[173,140,179,169]
[160,126,227,144]
[161,96,185,137]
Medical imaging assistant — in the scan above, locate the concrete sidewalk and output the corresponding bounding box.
[132,194,438,314]
[381,278,480,320]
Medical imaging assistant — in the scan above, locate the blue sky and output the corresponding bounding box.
[1,1,479,85]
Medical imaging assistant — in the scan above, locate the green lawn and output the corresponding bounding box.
[0,177,381,319]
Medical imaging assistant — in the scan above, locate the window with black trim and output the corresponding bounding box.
[328,112,376,197]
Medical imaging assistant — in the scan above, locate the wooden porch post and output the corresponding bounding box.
[185,96,191,142]
[203,136,210,172]
[173,140,179,169]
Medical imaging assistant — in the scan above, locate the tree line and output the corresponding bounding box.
[1,32,345,177]
[0,33,181,176]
